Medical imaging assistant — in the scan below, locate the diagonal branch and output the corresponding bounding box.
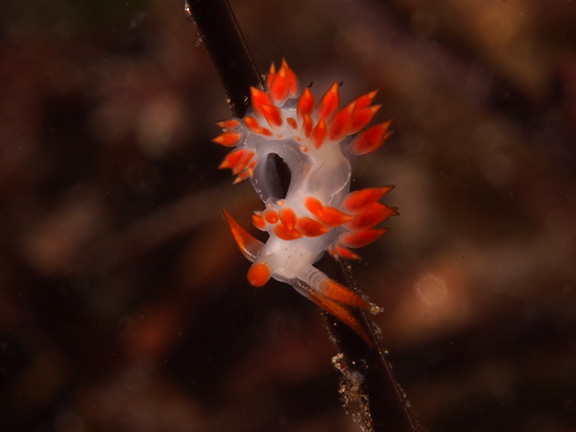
[186,1,420,430]
[185,0,263,117]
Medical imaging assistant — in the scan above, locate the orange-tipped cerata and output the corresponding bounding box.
[343,186,393,212]
[212,131,241,147]
[317,81,340,121]
[297,87,315,120]
[351,121,392,155]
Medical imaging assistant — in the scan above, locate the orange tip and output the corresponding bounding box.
[317,81,340,121]
[318,205,353,227]
[247,262,271,287]
[297,87,315,121]
[295,217,329,237]
[343,187,393,212]
[340,228,388,248]
[351,121,392,155]
[212,131,241,147]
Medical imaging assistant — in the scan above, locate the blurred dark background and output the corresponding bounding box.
[1,0,575,431]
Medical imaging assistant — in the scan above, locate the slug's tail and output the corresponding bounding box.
[294,268,375,346]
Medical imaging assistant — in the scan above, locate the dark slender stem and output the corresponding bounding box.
[186,2,419,431]
[317,255,419,432]
[331,258,419,431]
[185,0,263,117]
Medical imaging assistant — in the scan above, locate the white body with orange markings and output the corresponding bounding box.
[214,60,395,343]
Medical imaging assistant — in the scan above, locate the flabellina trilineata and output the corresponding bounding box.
[213,60,396,344]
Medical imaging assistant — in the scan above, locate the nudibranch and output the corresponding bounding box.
[213,60,396,343]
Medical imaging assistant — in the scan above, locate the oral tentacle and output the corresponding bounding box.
[222,208,264,262]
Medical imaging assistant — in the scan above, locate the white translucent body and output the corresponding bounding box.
[239,103,354,289]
